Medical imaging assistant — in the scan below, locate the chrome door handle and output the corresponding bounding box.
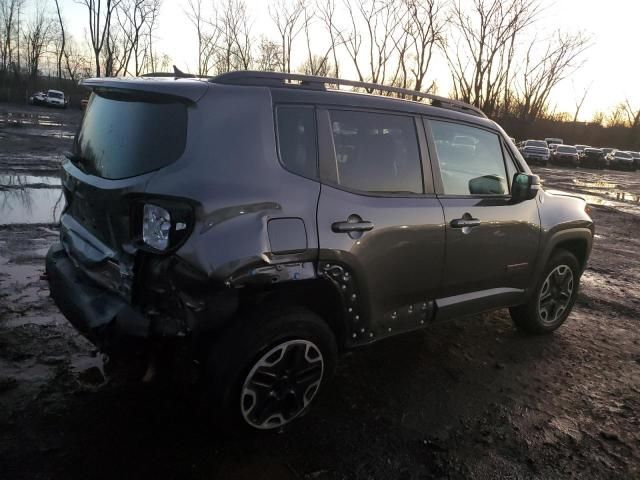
[331,220,374,233]
[450,218,481,228]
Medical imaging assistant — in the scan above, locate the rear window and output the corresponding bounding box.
[616,151,632,159]
[72,91,187,179]
[526,140,547,148]
[557,146,577,153]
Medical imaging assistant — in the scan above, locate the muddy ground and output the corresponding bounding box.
[1,104,639,479]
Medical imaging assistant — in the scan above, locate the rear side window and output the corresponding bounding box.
[327,110,422,194]
[431,120,509,196]
[276,106,318,178]
[73,91,187,179]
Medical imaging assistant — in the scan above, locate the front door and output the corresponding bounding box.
[424,119,540,319]
[316,108,445,344]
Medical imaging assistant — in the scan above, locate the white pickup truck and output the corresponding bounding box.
[45,89,68,109]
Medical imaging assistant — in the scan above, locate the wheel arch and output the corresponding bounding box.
[251,278,349,350]
[528,227,593,299]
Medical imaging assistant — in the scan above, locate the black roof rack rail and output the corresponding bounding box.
[211,70,487,118]
[141,65,214,79]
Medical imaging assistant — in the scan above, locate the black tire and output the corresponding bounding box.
[510,249,581,334]
[202,306,337,432]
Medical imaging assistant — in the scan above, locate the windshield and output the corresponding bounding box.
[72,91,188,179]
[48,92,63,99]
[526,140,547,148]
[557,146,577,153]
[616,151,632,159]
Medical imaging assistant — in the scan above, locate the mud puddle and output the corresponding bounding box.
[0,174,61,188]
[0,187,65,224]
[572,179,640,203]
[0,110,75,138]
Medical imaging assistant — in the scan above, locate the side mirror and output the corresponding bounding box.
[511,173,541,202]
[469,174,506,195]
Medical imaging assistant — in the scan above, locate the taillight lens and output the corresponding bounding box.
[131,198,194,253]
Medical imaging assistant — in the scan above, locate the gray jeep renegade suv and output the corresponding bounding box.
[46,71,594,431]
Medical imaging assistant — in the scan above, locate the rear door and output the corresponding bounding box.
[316,107,445,344]
[424,118,540,319]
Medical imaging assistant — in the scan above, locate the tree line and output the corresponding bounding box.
[0,0,639,131]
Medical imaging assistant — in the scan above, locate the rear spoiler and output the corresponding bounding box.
[80,77,209,103]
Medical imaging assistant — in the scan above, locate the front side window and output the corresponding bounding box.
[431,120,509,196]
[327,110,422,194]
[276,106,318,179]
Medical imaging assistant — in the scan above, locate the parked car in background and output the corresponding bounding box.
[606,150,636,171]
[551,145,579,167]
[601,147,614,157]
[626,151,640,169]
[579,148,606,169]
[44,89,67,109]
[519,140,550,165]
[575,144,590,154]
[29,91,47,105]
[545,137,563,147]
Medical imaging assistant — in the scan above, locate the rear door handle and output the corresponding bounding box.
[450,217,481,228]
[332,220,374,233]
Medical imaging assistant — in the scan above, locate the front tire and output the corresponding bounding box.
[202,306,337,431]
[510,250,581,334]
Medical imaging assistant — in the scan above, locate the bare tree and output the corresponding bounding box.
[185,0,218,75]
[110,0,162,76]
[255,35,281,71]
[22,3,53,77]
[1,0,25,72]
[338,0,404,90]
[572,82,591,123]
[623,99,640,129]
[445,0,540,117]
[63,39,93,80]
[269,0,305,73]
[215,0,253,73]
[606,103,629,128]
[52,0,66,79]
[316,0,341,77]
[517,31,590,120]
[400,0,446,94]
[299,3,334,76]
[77,0,120,76]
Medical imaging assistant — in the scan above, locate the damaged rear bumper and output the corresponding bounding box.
[46,242,150,348]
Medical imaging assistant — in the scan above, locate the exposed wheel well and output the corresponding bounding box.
[247,279,348,349]
[554,238,588,270]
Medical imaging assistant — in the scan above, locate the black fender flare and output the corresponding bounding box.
[527,227,593,300]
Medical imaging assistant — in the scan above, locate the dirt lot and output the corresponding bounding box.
[1,104,639,479]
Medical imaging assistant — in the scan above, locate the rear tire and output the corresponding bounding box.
[510,250,581,334]
[202,306,337,432]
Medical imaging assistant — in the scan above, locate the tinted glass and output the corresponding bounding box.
[557,146,577,153]
[616,151,632,159]
[431,120,508,195]
[328,110,422,194]
[73,92,187,179]
[526,140,547,148]
[276,106,318,178]
[49,92,63,99]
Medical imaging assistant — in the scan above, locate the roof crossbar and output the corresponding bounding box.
[211,70,487,118]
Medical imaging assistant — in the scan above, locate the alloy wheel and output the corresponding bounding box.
[538,264,574,326]
[240,339,324,430]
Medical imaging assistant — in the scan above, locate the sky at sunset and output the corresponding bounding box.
[52,0,640,121]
